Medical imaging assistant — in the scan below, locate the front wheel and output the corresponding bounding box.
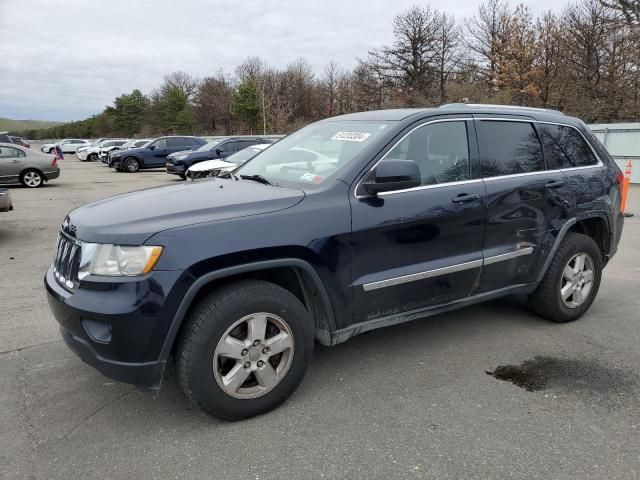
[176,280,314,420]
[124,157,140,173]
[529,232,603,323]
[88,153,99,161]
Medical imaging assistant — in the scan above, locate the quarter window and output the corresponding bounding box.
[385,121,470,186]
[477,121,544,177]
[538,124,597,169]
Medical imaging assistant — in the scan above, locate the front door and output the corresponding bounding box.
[350,118,486,324]
[474,118,574,293]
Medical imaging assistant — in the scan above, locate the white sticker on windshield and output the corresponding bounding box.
[331,131,371,142]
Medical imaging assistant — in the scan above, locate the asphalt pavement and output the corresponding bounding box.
[1,152,639,479]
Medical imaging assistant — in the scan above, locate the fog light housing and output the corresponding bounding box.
[82,319,112,343]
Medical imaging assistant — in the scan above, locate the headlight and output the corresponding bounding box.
[79,244,163,277]
[175,154,188,160]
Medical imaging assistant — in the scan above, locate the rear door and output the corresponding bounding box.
[350,117,487,324]
[0,146,25,182]
[474,117,573,292]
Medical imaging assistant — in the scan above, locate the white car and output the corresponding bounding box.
[40,139,91,154]
[186,144,270,181]
[77,139,128,161]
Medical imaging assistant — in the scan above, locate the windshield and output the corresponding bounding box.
[225,146,266,165]
[197,139,223,152]
[235,121,390,188]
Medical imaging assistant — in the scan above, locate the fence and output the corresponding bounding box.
[589,123,640,184]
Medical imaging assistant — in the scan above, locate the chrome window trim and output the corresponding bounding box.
[475,118,604,172]
[362,244,535,291]
[354,117,474,199]
[355,116,605,200]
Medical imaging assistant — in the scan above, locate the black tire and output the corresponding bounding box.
[124,157,140,173]
[176,280,314,420]
[88,153,99,161]
[19,169,44,188]
[529,232,603,323]
[47,147,54,154]
[178,173,186,180]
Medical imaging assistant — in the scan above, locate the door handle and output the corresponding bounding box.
[11,160,20,163]
[452,193,480,204]
[545,180,565,189]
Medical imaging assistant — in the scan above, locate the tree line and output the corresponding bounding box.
[16,0,640,140]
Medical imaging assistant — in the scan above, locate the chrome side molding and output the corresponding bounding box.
[362,244,535,291]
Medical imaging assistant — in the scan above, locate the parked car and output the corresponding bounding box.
[166,137,271,178]
[77,139,128,161]
[0,132,13,143]
[186,143,270,181]
[45,104,624,420]
[40,139,90,154]
[101,139,151,164]
[110,136,206,172]
[10,136,30,148]
[0,188,12,212]
[0,142,60,187]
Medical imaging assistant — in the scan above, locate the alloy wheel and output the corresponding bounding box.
[560,252,594,308]
[213,312,295,399]
[23,171,42,187]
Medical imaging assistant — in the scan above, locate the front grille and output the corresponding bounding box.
[52,232,82,289]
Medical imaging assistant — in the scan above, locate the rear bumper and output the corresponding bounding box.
[44,169,60,181]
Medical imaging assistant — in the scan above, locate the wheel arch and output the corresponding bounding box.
[158,258,337,363]
[536,213,612,283]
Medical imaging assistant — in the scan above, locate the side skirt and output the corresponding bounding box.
[322,283,537,346]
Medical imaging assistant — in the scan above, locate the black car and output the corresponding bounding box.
[45,104,624,420]
[110,135,206,172]
[10,136,30,148]
[166,137,271,178]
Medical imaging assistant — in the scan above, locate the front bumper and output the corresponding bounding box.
[45,266,188,388]
[166,162,186,175]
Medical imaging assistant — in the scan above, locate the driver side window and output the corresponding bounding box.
[386,121,470,186]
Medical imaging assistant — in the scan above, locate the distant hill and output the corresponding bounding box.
[0,117,63,132]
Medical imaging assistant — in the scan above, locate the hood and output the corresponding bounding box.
[188,159,235,172]
[66,179,305,244]
[110,147,145,157]
[175,150,217,162]
[167,149,193,160]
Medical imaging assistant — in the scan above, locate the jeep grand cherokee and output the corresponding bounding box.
[45,104,625,420]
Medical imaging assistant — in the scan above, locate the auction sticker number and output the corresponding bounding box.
[331,131,371,142]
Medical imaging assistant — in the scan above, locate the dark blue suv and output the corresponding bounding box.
[110,135,206,172]
[45,105,624,420]
[166,137,271,178]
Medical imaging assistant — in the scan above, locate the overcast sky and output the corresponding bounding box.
[0,0,563,122]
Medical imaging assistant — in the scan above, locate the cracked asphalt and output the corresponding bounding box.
[1,151,639,480]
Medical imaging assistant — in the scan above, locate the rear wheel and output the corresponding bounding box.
[529,232,602,323]
[124,157,140,173]
[176,280,314,420]
[20,169,44,188]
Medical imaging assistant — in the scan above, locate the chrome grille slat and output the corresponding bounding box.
[51,231,83,289]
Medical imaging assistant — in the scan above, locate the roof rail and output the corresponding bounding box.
[439,103,564,115]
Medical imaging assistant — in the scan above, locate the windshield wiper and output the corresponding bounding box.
[240,174,274,186]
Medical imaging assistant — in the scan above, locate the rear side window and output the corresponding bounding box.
[0,146,24,158]
[477,121,544,177]
[538,124,598,169]
[386,121,470,186]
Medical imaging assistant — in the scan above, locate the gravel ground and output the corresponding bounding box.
[1,150,639,480]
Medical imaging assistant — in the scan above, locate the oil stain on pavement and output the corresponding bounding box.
[486,356,637,400]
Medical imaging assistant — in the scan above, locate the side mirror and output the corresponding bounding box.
[216,148,224,155]
[362,158,421,195]
[149,145,156,150]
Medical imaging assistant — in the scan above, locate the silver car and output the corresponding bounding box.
[0,143,60,188]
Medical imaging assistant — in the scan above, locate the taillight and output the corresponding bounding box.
[616,172,624,185]
[51,157,57,166]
